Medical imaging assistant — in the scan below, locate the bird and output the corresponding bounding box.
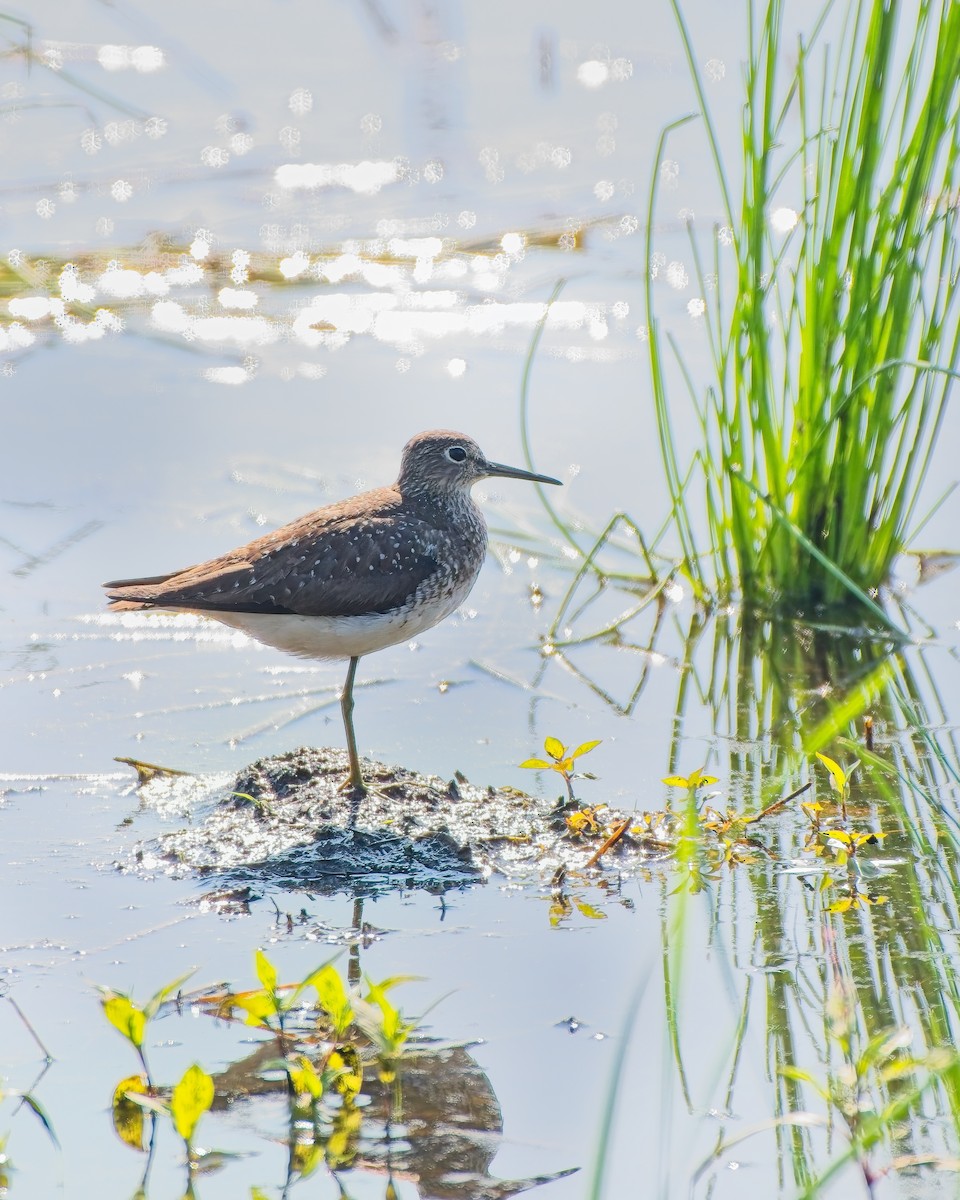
[104,430,562,793]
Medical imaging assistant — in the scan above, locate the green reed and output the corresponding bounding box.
[646,0,960,613]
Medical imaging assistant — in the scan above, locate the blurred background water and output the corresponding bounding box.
[2,2,959,1197]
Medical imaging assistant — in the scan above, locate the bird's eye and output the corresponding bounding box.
[446,446,467,463]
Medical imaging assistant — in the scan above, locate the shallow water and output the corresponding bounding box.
[3,2,960,1198]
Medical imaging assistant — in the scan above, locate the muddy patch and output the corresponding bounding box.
[128,746,652,898]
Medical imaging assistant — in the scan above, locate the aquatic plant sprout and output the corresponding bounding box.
[644,0,960,613]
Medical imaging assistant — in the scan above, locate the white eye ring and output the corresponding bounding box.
[445,446,467,463]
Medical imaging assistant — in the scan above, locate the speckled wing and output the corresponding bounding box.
[104,497,449,619]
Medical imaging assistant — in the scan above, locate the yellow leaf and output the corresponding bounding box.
[573,898,607,920]
[816,752,847,793]
[170,1063,214,1143]
[662,775,690,788]
[313,964,353,1034]
[566,811,595,834]
[291,1140,325,1180]
[112,1074,149,1152]
[519,758,551,770]
[290,1055,323,1101]
[232,992,276,1026]
[544,737,565,761]
[827,830,853,845]
[254,949,278,994]
[325,1103,362,1169]
[828,897,854,913]
[549,899,571,926]
[329,1046,363,1098]
[571,740,602,759]
[102,996,147,1049]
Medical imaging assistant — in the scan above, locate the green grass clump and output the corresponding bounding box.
[647,0,960,614]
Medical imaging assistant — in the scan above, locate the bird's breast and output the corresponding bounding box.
[205,572,476,660]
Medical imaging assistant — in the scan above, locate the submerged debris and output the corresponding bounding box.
[128,746,654,898]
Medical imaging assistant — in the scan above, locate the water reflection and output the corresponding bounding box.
[530,577,960,1193]
[106,911,578,1200]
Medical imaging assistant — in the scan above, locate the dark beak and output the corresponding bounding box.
[482,459,563,486]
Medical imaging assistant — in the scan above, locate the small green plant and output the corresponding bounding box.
[815,751,859,823]
[353,977,416,1085]
[99,970,194,1086]
[661,767,719,796]
[779,966,956,1193]
[564,804,608,836]
[520,736,601,804]
[97,957,428,1192]
[312,963,355,1042]
[231,949,333,1042]
[116,1062,215,1178]
[809,750,887,911]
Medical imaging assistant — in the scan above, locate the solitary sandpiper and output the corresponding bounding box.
[104,430,562,792]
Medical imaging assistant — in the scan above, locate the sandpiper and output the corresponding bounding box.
[104,430,562,792]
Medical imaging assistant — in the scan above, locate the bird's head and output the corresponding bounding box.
[397,430,562,498]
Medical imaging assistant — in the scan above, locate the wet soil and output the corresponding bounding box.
[130,746,650,898]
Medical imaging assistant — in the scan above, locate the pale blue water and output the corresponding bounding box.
[2,2,959,1198]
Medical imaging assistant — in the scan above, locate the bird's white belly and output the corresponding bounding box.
[197,587,468,661]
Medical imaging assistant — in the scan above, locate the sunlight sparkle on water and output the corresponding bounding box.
[165,262,205,286]
[388,237,442,259]
[59,266,96,303]
[274,161,399,195]
[770,206,800,234]
[705,57,726,81]
[218,288,258,310]
[192,316,277,346]
[577,60,608,87]
[201,146,230,169]
[279,251,310,279]
[98,44,165,72]
[151,301,189,333]
[8,297,57,320]
[288,87,313,116]
[666,261,689,289]
[98,266,169,298]
[0,323,34,350]
[501,232,525,255]
[203,367,250,385]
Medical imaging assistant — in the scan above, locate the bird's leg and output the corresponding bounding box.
[339,655,367,795]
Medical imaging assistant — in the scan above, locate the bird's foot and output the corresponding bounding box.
[337,773,368,798]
